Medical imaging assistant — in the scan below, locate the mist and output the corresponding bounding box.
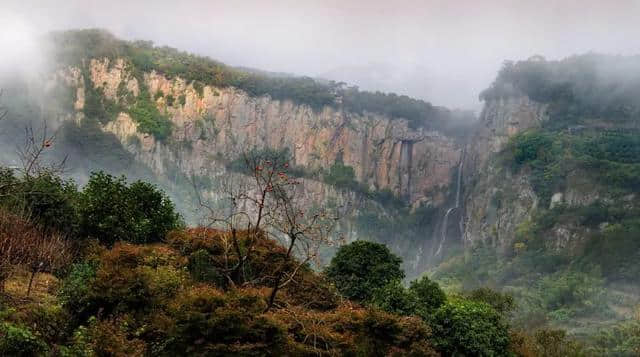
[2,0,640,111]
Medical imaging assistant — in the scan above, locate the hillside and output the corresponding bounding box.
[1,29,640,355]
[435,55,640,350]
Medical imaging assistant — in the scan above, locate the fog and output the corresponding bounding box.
[2,0,640,111]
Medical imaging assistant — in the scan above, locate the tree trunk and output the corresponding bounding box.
[265,235,296,312]
[27,269,37,296]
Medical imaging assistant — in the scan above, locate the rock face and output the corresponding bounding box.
[461,95,625,253]
[83,58,463,209]
[462,96,548,249]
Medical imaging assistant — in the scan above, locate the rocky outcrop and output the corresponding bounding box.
[461,95,627,253]
[462,96,548,249]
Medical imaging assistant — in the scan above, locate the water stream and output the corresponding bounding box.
[435,148,465,256]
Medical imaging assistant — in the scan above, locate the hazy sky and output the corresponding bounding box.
[2,0,640,110]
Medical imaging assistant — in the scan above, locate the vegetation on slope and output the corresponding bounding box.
[480,54,640,125]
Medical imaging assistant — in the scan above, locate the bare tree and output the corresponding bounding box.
[192,148,342,301]
[26,231,72,296]
[264,175,341,311]
[192,150,285,286]
[16,120,67,179]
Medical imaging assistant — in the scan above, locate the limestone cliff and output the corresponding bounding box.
[462,96,548,249]
[75,58,462,208]
[461,94,636,254]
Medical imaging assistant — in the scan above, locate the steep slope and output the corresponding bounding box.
[438,55,640,343]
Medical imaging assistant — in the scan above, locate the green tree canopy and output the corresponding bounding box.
[432,299,511,356]
[78,171,183,246]
[325,240,404,302]
[409,275,447,317]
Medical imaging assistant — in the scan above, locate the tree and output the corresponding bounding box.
[370,280,416,316]
[409,276,446,317]
[325,240,404,302]
[431,299,511,356]
[14,172,78,237]
[78,172,183,246]
[193,148,341,310]
[264,165,339,311]
[466,287,515,316]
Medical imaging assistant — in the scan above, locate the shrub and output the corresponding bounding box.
[409,276,447,317]
[58,262,97,318]
[0,322,48,357]
[466,287,515,315]
[538,270,606,319]
[370,281,416,316]
[128,88,172,140]
[324,157,358,190]
[432,299,510,356]
[187,249,225,286]
[78,171,183,246]
[325,240,404,302]
[159,286,286,355]
[61,317,146,357]
[165,94,175,106]
[270,305,437,356]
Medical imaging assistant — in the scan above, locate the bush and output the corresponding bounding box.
[0,322,48,357]
[409,276,447,317]
[432,299,510,356]
[509,131,554,166]
[539,270,606,319]
[61,317,146,357]
[271,305,437,356]
[187,249,225,286]
[78,171,183,246]
[324,157,358,190]
[325,241,404,302]
[128,87,172,140]
[466,287,515,315]
[0,171,79,236]
[370,281,416,316]
[58,262,97,318]
[159,286,287,355]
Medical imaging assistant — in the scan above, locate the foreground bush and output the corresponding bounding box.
[432,299,511,356]
[79,171,183,246]
[325,240,404,302]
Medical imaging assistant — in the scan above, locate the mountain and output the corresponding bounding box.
[2,29,640,351]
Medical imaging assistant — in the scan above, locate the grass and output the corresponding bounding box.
[3,269,59,306]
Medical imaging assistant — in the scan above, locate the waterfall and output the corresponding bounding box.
[435,148,465,256]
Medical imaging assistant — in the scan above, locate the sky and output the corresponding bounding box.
[2,0,640,111]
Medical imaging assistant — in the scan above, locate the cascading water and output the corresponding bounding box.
[435,148,465,256]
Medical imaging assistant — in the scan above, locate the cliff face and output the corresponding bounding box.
[462,97,548,249]
[461,95,634,254]
[78,58,462,209]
